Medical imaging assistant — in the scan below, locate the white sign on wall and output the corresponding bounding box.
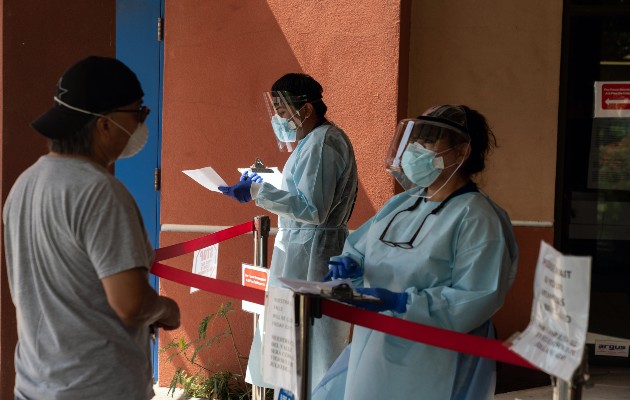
[594,340,630,358]
[190,244,219,294]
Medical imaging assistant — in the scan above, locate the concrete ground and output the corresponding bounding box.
[152,385,187,400]
[495,366,630,400]
[152,366,630,400]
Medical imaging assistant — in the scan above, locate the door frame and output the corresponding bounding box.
[115,0,165,381]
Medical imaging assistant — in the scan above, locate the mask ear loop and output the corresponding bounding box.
[291,101,319,139]
[412,142,471,200]
[54,97,133,136]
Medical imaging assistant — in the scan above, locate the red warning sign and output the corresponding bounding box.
[602,83,630,110]
[243,266,268,290]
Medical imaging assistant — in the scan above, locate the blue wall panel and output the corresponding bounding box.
[115,0,164,381]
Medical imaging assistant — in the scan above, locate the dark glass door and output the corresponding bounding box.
[557,1,630,364]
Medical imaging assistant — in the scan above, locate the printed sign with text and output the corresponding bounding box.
[241,263,269,314]
[594,81,630,117]
[191,244,219,294]
[262,286,299,397]
[510,241,591,381]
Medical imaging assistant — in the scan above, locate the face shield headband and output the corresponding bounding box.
[384,117,470,197]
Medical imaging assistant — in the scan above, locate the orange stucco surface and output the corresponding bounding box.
[158,0,405,384]
[0,2,116,396]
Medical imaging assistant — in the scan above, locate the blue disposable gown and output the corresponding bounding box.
[334,186,518,400]
[246,123,358,392]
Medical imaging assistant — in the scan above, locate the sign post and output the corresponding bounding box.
[252,216,270,400]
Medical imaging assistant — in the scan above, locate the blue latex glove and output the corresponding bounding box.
[351,288,408,314]
[240,171,263,183]
[323,256,362,281]
[218,180,253,203]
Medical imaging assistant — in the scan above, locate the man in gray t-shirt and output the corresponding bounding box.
[3,56,180,400]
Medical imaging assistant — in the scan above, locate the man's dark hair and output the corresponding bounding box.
[48,117,97,156]
[272,73,328,117]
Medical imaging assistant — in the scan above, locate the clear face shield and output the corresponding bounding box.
[263,91,308,152]
[385,106,470,195]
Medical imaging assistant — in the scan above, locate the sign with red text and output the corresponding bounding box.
[594,81,630,117]
[510,241,591,381]
[242,263,269,314]
[191,244,219,294]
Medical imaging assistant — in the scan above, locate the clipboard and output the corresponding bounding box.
[320,283,381,303]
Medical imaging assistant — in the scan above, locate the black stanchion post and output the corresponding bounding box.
[552,347,590,400]
[297,293,322,400]
[298,294,309,400]
[252,216,270,400]
[253,216,270,268]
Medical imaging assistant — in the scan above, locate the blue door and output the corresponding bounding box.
[115,0,164,381]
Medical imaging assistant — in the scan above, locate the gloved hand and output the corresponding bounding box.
[218,180,253,203]
[351,287,408,314]
[240,171,263,183]
[323,256,362,281]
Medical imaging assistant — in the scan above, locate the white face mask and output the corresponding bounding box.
[117,122,149,159]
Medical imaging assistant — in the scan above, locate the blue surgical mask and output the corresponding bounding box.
[401,142,446,187]
[271,114,297,142]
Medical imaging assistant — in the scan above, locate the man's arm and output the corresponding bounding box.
[101,267,180,330]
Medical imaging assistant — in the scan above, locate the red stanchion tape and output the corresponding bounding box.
[155,221,254,262]
[151,262,265,305]
[151,220,534,370]
[320,298,536,369]
[151,260,534,369]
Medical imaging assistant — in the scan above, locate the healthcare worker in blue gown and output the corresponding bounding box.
[219,73,358,393]
[315,105,518,400]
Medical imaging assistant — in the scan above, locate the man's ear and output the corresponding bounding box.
[96,116,111,135]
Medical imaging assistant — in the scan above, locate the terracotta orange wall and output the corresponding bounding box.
[0,2,115,396]
[407,1,563,341]
[158,1,405,383]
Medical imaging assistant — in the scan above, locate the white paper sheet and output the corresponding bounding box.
[182,166,228,193]
[262,286,298,395]
[510,241,591,381]
[190,244,219,293]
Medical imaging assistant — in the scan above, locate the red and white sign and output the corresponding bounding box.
[594,82,630,117]
[243,265,269,290]
[242,263,269,314]
[191,244,219,294]
[602,83,630,109]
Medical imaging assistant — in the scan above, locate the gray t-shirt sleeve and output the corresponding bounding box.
[79,178,153,279]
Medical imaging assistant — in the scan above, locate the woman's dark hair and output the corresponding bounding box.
[460,105,497,177]
[420,104,497,178]
[271,73,328,117]
[48,117,97,155]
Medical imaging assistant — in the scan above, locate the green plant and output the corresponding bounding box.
[161,302,272,400]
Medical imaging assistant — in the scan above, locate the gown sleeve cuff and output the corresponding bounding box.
[250,181,262,200]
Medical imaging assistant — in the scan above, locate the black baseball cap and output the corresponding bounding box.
[32,56,144,139]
